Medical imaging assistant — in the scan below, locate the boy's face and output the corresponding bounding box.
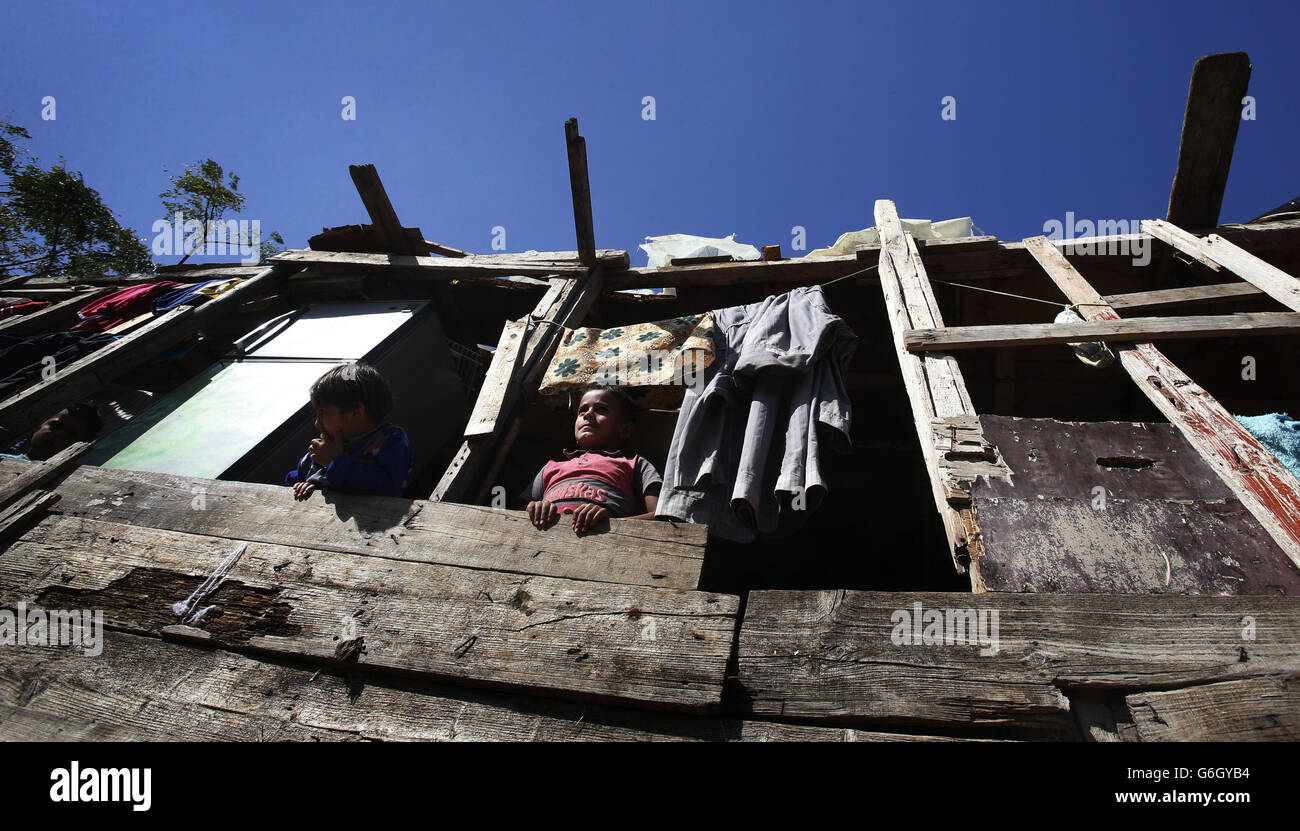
[574,389,634,450]
[28,408,94,461]
[313,402,369,443]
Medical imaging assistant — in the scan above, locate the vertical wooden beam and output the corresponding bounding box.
[1023,235,1300,571]
[875,199,1007,580]
[348,164,419,255]
[463,319,528,439]
[431,268,605,503]
[1165,52,1252,229]
[565,119,597,268]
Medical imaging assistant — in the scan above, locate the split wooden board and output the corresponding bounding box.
[19,463,708,591]
[736,590,1300,736]
[0,514,737,713]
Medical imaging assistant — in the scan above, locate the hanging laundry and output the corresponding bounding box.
[656,285,858,541]
[70,281,184,332]
[539,313,719,409]
[0,331,116,402]
[1236,413,1300,480]
[151,277,244,313]
[0,300,51,319]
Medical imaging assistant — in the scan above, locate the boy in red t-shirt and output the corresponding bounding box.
[524,386,662,535]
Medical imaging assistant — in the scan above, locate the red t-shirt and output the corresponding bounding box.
[523,451,662,516]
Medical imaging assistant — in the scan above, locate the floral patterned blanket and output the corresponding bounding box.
[539,312,718,409]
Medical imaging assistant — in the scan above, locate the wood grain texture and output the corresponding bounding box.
[737,590,1300,736]
[40,464,707,590]
[1126,675,1299,741]
[0,441,88,510]
[1203,233,1300,312]
[1165,52,1252,229]
[565,118,596,267]
[973,416,1300,595]
[904,312,1300,351]
[1105,282,1261,310]
[873,200,1008,576]
[1024,234,1300,572]
[0,515,738,712]
[271,249,589,278]
[0,628,966,742]
[464,319,527,438]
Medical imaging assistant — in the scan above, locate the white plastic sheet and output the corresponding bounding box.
[805,217,975,259]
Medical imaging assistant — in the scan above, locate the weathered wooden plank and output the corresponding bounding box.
[0,288,112,337]
[1126,675,1299,741]
[0,628,956,742]
[2,515,738,713]
[308,223,467,259]
[1024,235,1300,571]
[903,312,1300,352]
[271,249,589,277]
[565,118,597,267]
[39,464,707,590]
[873,201,1007,577]
[1203,233,1300,312]
[0,489,59,545]
[972,415,1300,595]
[464,320,527,438]
[0,441,88,510]
[462,249,628,268]
[1141,217,1226,272]
[1146,218,1300,314]
[1165,52,1252,229]
[348,164,422,256]
[0,263,296,441]
[737,590,1300,735]
[432,269,605,504]
[1105,282,1262,310]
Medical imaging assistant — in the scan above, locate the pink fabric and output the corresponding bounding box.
[71,282,184,332]
[538,453,639,514]
[0,301,51,319]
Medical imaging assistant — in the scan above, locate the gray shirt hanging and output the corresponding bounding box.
[655,285,857,541]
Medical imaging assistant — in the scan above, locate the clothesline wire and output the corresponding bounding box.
[818,262,1112,313]
[523,263,1113,337]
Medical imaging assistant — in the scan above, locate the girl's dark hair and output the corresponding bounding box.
[310,362,393,421]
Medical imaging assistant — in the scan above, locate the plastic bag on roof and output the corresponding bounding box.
[805,217,974,259]
[639,233,762,268]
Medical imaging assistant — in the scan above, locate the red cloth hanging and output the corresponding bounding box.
[70,282,185,332]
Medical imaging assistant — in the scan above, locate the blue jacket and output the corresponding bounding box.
[285,422,412,497]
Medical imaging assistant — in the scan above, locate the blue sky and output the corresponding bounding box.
[3,0,1298,266]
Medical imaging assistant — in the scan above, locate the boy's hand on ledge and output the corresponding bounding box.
[570,504,609,535]
[293,481,317,501]
[309,431,343,467]
[526,500,558,529]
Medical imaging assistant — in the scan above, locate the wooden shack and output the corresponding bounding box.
[0,52,1296,742]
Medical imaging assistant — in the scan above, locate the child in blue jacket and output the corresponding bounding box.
[285,362,412,500]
